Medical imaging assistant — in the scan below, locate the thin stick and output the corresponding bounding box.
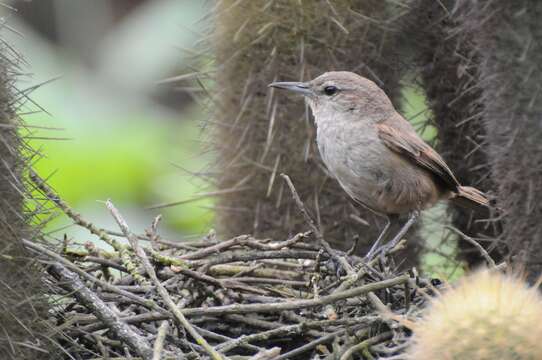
[367,292,389,313]
[78,275,408,333]
[180,235,251,260]
[48,263,154,360]
[280,173,354,275]
[29,170,123,251]
[332,241,406,294]
[184,275,408,316]
[191,248,323,267]
[180,232,311,260]
[106,200,224,360]
[273,328,347,360]
[249,347,281,360]
[339,331,393,360]
[193,325,262,353]
[23,239,160,310]
[121,275,409,320]
[152,321,169,360]
[217,317,378,353]
[446,225,496,268]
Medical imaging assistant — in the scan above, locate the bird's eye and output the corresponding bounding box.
[323,86,338,96]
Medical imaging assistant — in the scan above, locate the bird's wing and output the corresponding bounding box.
[377,120,460,190]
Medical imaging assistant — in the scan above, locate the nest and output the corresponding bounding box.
[25,172,437,360]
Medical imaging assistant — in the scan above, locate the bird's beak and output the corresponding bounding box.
[268,81,312,96]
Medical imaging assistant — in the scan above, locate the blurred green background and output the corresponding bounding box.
[4,0,214,241]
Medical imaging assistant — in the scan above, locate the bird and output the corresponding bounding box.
[269,71,489,259]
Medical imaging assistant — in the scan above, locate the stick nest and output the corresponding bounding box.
[26,172,435,360]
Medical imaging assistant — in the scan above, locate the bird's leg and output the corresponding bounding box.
[364,216,392,261]
[378,211,420,259]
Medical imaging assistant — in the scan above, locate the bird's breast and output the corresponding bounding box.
[317,122,384,192]
[315,120,440,214]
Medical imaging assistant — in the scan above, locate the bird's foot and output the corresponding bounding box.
[363,218,393,263]
[371,211,420,262]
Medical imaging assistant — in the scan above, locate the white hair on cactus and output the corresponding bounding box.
[408,269,542,360]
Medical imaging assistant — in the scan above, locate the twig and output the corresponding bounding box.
[249,347,281,360]
[339,331,393,360]
[29,170,123,251]
[446,225,496,268]
[48,263,154,360]
[106,228,198,250]
[367,292,389,313]
[232,263,264,277]
[180,235,251,260]
[274,328,348,360]
[280,173,354,275]
[136,275,409,318]
[23,239,161,310]
[217,317,377,353]
[29,171,150,282]
[207,264,303,280]
[333,240,407,294]
[181,232,311,260]
[193,325,262,353]
[174,268,269,295]
[227,277,307,287]
[217,325,302,353]
[152,321,169,360]
[106,200,225,360]
[191,249,325,267]
[80,275,408,331]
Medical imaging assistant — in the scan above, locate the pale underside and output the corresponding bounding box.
[315,112,448,216]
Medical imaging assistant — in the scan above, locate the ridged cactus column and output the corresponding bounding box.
[456,0,542,279]
[402,0,501,266]
[212,0,410,255]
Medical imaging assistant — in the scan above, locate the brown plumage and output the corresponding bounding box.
[377,120,489,210]
[270,71,489,258]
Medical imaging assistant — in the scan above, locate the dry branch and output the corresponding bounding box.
[47,263,154,360]
[107,200,224,360]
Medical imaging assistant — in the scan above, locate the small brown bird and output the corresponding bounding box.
[269,71,488,258]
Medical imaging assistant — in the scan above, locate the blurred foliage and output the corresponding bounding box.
[26,108,213,235]
[401,84,436,142]
[9,1,213,238]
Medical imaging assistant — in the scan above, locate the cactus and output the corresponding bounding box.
[408,269,542,359]
[211,0,421,258]
[454,0,542,279]
[400,0,501,266]
[0,20,51,359]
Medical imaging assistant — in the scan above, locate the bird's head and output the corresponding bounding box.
[269,71,395,123]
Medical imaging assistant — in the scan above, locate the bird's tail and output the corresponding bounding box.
[450,186,490,211]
